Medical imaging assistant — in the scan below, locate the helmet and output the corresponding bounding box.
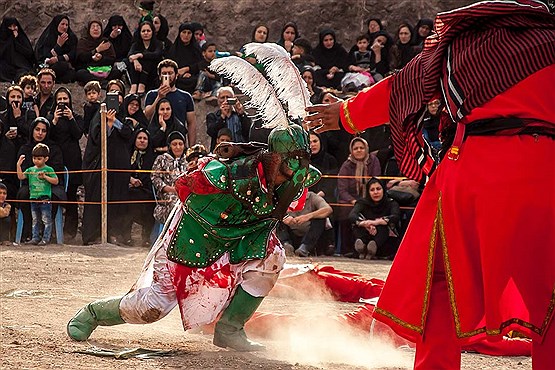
[268,124,310,171]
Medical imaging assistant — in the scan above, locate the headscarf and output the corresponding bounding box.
[122,94,149,130]
[167,22,202,68]
[0,17,33,57]
[34,15,78,62]
[347,137,370,197]
[50,86,74,115]
[312,29,349,71]
[276,21,299,47]
[2,85,25,128]
[154,14,170,41]
[76,21,116,67]
[250,23,269,43]
[166,131,187,170]
[102,15,133,61]
[365,18,383,44]
[412,18,433,46]
[129,127,154,169]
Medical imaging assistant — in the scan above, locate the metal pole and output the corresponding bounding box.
[100,103,108,245]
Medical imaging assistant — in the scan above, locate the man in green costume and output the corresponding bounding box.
[67,124,320,351]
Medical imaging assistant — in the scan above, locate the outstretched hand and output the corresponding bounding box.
[304,95,343,133]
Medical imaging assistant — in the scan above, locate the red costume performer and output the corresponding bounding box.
[332,1,555,369]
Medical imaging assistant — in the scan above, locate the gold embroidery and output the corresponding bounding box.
[342,100,360,134]
[374,307,423,334]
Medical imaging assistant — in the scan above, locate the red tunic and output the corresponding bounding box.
[340,63,555,344]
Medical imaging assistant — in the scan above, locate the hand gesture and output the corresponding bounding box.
[96,40,111,53]
[11,101,21,118]
[63,106,74,120]
[158,84,171,98]
[106,109,117,128]
[57,32,69,47]
[110,27,121,39]
[17,154,25,166]
[52,107,63,124]
[133,60,142,72]
[38,171,46,179]
[304,94,343,133]
[371,41,383,53]
[158,113,167,130]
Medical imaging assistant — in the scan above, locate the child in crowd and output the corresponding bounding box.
[192,42,221,102]
[216,127,233,146]
[83,81,102,135]
[16,143,59,246]
[0,183,11,245]
[18,74,40,117]
[342,34,374,92]
[291,38,315,71]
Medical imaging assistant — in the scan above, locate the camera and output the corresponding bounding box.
[226,97,237,106]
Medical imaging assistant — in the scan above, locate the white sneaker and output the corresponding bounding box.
[355,239,367,259]
[366,240,378,260]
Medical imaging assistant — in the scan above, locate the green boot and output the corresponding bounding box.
[213,286,265,351]
[67,297,125,341]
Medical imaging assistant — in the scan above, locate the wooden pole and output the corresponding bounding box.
[100,103,108,245]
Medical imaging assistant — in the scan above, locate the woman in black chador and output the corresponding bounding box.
[0,17,35,82]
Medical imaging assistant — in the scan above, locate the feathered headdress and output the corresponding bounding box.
[209,43,312,128]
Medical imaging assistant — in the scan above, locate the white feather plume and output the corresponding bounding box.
[209,56,288,128]
[243,42,312,121]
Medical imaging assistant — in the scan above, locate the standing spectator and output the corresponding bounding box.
[276,21,299,54]
[151,131,187,224]
[34,15,77,83]
[0,17,35,82]
[0,123,18,203]
[47,87,84,240]
[122,94,149,132]
[147,98,187,153]
[167,23,203,94]
[34,68,56,118]
[0,182,11,244]
[81,94,132,245]
[121,128,156,246]
[18,75,40,119]
[127,21,163,95]
[389,23,420,71]
[350,177,400,259]
[16,143,59,245]
[336,137,381,255]
[144,59,196,146]
[278,191,334,257]
[312,29,349,89]
[206,87,250,151]
[152,14,172,56]
[75,20,117,84]
[82,81,101,135]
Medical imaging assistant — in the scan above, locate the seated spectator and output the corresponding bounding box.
[422,97,442,158]
[148,98,187,153]
[350,177,400,259]
[309,132,338,205]
[300,67,324,104]
[185,143,207,170]
[0,17,35,82]
[343,34,375,92]
[34,15,77,83]
[122,94,149,132]
[18,74,40,118]
[16,143,59,245]
[291,38,315,71]
[191,42,221,101]
[17,117,65,241]
[278,191,334,257]
[82,81,101,135]
[153,14,172,56]
[215,127,233,147]
[312,29,349,89]
[241,24,269,70]
[103,15,133,63]
[144,59,196,146]
[151,131,187,224]
[389,23,420,71]
[336,137,381,256]
[1,85,36,149]
[167,22,203,94]
[276,21,299,54]
[34,68,56,118]
[0,123,18,203]
[206,87,250,151]
[47,87,84,239]
[191,22,206,48]
[121,128,156,246]
[0,182,11,244]
[412,18,433,47]
[367,31,392,82]
[106,79,126,96]
[126,20,163,95]
[81,93,132,245]
[75,20,117,84]
[364,18,384,46]
[136,0,155,25]
[317,91,353,165]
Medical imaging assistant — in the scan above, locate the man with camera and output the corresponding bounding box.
[144,59,196,146]
[206,86,251,151]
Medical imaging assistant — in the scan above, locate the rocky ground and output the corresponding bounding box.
[1,243,531,369]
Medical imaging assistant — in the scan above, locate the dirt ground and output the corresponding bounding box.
[1,243,532,370]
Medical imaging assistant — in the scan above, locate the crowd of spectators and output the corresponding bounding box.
[0,2,439,258]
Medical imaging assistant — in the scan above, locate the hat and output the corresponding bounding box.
[186,144,208,162]
[138,0,155,11]
[167,131,186,146]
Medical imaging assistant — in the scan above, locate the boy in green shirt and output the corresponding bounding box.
[16,143,59,245]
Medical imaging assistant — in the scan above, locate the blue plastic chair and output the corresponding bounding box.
[15,167,69,245]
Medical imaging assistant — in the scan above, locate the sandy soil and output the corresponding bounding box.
[1,243,531,369]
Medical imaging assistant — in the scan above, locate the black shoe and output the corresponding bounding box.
[25,239,40,245]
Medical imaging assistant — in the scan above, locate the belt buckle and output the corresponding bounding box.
[447,146,460,161]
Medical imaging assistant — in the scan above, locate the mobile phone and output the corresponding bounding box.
[57,102,67,114]
[106,92,120,111]
[162,74,170,86]
[9,126,17,134]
